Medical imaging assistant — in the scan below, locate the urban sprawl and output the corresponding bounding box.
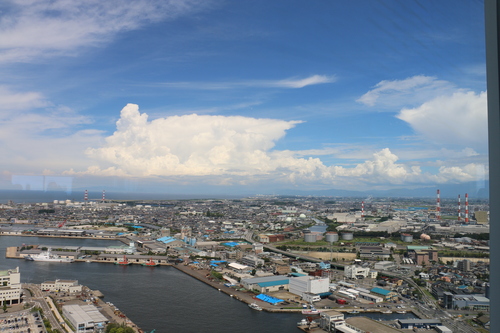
[0,193,491,333]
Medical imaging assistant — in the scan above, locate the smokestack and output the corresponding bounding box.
[102,190,106,202]
[361,201,365,218]
[84,189,88,203]
[465,193,469,223]
[458,194,461,222]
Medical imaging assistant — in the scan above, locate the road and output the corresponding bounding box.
[23,283,72,333]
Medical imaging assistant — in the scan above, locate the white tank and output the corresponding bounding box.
[304,234,317,243]
[341,232,354,240]
[325,232,339,243]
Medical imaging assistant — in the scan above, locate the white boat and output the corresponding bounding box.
[382,309,392,314]
[347,310,360,314]
[25,248,74,263]
[297,319,308,326]
[248,303,262,311]
[301,307,320,315]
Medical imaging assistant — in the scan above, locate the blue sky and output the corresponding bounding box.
[0,0,488,196]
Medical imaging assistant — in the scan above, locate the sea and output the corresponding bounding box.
[0,236,417,332]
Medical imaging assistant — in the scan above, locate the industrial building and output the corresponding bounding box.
[443,292,490,311]
[343,265,377,279]
[289,275,329,299]
[240,276,289,293]
[369,287,398,301]
[41,279,82,293]
[0,267,21,306]
[62,304,109,333]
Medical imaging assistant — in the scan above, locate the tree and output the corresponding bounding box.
[2,301,7,313]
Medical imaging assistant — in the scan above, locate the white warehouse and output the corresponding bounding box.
[289,276,329,299]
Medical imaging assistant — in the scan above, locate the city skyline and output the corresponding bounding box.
[0,1,488,196]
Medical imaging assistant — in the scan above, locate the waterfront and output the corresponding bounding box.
[0,236,417,332]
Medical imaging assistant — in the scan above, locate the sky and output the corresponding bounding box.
[0,0,489,197]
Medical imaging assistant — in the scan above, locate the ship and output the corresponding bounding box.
[142,258,159,267]
[301,307,320,315]
[25,248,74,263]
[115,255,131,265]
[248,303,262,311]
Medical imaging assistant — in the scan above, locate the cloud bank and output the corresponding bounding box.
[80,104,485,188]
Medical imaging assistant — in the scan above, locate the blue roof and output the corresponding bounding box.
[210,260,227,264]
[132,226,144,228]
[257,279,289,287]
[289,272,306,277]
[255,294,284,304]
[371,287,391,295]
[223,242,239,247]
[157,236,178,244]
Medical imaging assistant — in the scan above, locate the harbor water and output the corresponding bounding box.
[0,236,416,332]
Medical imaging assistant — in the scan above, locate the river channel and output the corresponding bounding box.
[0,236,416,332]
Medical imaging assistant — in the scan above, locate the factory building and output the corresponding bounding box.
[289,276,329,299]
[62,304,109,333]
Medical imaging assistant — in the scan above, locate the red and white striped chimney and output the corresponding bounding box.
[361,201,365,218]
[458,194,461,222]
[102,190,106,202]
[436,189,441,220]
[465,193,469,223]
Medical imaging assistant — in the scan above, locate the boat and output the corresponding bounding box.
[382,309,393,314]
[347,310,360,314]
[301,307,320,315]
[248,303,262,311]
[25,248,74,263]
[396,310,406,314]
[142,258,159,267]
[115,255,131,265]
[297,319,308,326]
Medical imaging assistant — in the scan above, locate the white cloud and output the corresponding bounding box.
[357,75,456,109]
[0,0,206,63]
[396,91,487,150]
[86,104,303,176]
[159,75,336,90]
[0,85,48,111]
[82,104,486,189]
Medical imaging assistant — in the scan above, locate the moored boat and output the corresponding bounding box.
[25,248,74,263]
[115,255,131,265]
[248,303,262,311]
[301,307,320,315]
[142,258,159,267]
[297,319,308,326]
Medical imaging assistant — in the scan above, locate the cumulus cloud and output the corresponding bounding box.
[82,104,485,189]
[0,0,206,63]
[159,75,336,90]
[86,104,302,176]
[396,91,487,150]
[357,75,456,108]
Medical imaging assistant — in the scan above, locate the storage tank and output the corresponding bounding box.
[341,232,354,240]
[400,233,413,242]
[304,234,317,243]
[325,232,339,243]
[420,233,431,240]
